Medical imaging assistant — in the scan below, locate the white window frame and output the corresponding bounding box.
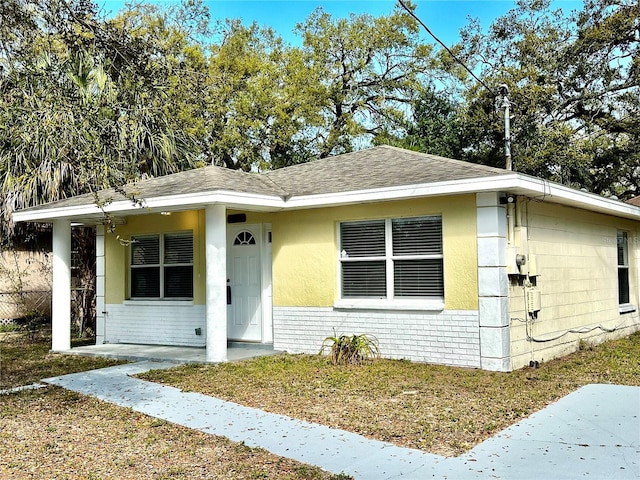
[129,230,194,300]
[617,231,636,314]
[335,216,444,311]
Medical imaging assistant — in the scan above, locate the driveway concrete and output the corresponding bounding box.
[43,362,640,480]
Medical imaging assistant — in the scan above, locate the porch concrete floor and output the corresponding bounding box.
[62,342,280,363]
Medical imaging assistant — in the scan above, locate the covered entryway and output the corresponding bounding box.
[227,224,272,342]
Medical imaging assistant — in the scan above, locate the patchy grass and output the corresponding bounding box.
[0,334,348,479]
[141,332,640,457]
[0,388,345,479]
[0,332,123,389]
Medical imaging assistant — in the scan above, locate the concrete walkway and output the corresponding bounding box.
[43,362,640,480]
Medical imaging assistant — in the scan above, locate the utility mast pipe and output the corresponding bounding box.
[499,84,512,171]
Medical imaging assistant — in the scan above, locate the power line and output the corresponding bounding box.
[397,0,497,97]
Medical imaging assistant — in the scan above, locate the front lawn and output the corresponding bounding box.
[0,333,347,480]
[0,332,122,389]
[140,332,640,456]
[1,388,348,479]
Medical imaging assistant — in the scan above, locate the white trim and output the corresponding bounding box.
[334,299,445,311]
[385,221,394,300]
[12,190,286,222]
[13,172,640,223]
[261,223,273,343]
[96,225,106,344]
[287,175,518,209]
[619,304,637,314]
[128,230,194,300]
[226,223,264,342]
[123,300,194,307]
[337,216,444,302]
[285,174,640,220]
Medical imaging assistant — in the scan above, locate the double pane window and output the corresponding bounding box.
[340,216,443,299]
[131,231,193,298]
[618,231,630,305]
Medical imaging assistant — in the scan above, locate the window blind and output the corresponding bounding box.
[617,231,628,266]
[340,220,385,257]
[339,216,444,301]
[394,259,444,297]
[132,236,160,265]
[164,265,194,298]
[130,232,193,299]
[392,217,442,256]
[342,261,386,297]
[164,232,193,264]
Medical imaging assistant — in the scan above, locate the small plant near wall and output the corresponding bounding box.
[320,331,380,366]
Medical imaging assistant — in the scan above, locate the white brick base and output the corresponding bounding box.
[104,303,206,347]
[273,307,480,367]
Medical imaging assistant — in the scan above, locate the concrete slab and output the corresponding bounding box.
[43,362,640,480]
[454,384,640,479]
[60,342,279,363]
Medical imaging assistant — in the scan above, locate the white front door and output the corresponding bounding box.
[227,225,262,341]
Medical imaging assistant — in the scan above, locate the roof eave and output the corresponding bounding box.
[285,173,640,220]
[12,190,288,223]
[283,174,519,209]
[12,173,640,224]
[510,174,640,221]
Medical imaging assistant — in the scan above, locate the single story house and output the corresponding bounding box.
[13,146,640,371]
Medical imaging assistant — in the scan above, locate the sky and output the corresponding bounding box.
[97,0,585,47]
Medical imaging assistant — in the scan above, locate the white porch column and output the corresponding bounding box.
[205,204,227,362]
[51,219,72,352]
[95,225,106,345]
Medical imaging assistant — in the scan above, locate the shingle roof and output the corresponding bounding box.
[16,145,509,214]
[264,146,508,196]
[22,162,287,212]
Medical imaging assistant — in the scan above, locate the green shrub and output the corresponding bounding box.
[320,332,380,366]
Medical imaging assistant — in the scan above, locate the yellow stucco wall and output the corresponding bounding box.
[105,210,276,305]
[104,196,478,311]
[509,200,640,369]
[105,210,206,305]
[271,195,478,310]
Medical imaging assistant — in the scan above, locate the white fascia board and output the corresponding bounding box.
[511,175,640,221]
[139,190,285,211]
[12,190,286,223]
[283,174,520,209]
[13,173,640,224]
[285,173,640,221]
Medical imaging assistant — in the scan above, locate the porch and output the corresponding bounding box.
[47,206,273,364]
[60,342,281,364]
